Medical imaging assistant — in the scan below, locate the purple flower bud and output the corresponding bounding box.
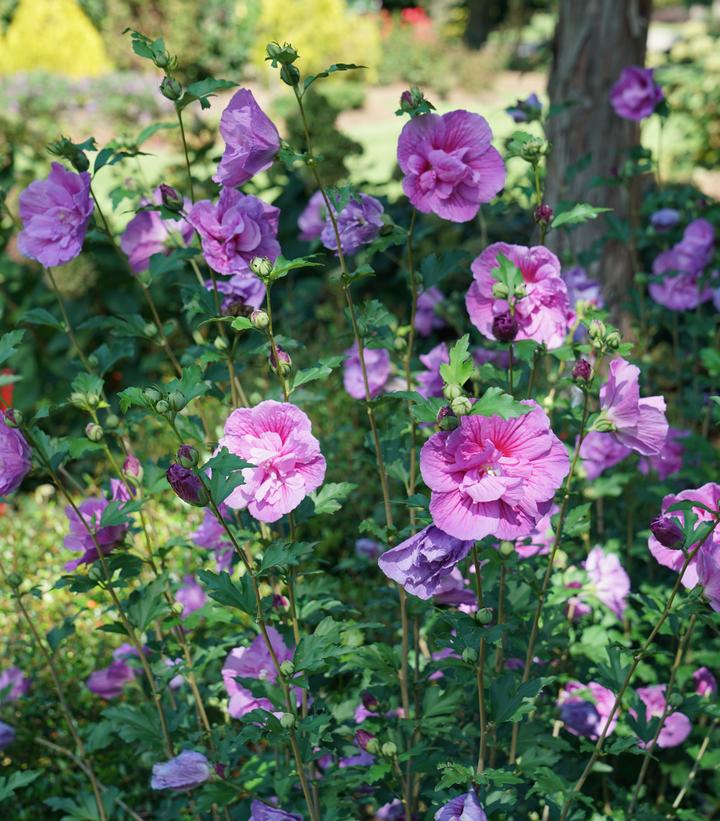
[399,90,413,108]
[650,515,684,549]
[150,750,211,791]
[361,691,379,711]
[177,444,199,468]
[272,593,289,609]
[572,358,592,382]
[123,455,143,481]
[269,345,292,376]
[166,464,208,507]
[534,203,553,225]
[355,729,375,751]
[3,408,22,428]
[159,184,184,211]
[492,311,518,343]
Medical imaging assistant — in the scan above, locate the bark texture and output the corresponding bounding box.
[545,0,652,308]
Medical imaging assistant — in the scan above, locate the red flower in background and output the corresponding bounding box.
[0,370,13,409]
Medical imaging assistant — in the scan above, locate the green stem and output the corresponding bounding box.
[45,267,94,373]
[176,107,196,202]
[472,546,487,774]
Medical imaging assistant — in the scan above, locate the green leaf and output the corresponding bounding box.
[202,447,251,505]
[439,335,474,387]
[302,62,365,93]
[126,577,168,631]
[231,316,254,332]
[470,387,532,420]
[490,253,524,292]
[46,617,77,653]
[550,202,612,229]
[177,78,237,112]
[310,482,357,515]
[294,616,345,672]
[99,499,143,529]
[260,541,316,572]
[562,503,591,538]
[21,308,65,331]
[197,570,255,615]
[270,254,322,281]
[0,330,24,367]
[291,356,344,392]
[103,702,165,750]
[71,372,105,399]
[436,761,476,791]
[490,674,551,723]
[67,438,105,459]
[387,391,444,424]
[0,770,41,804]
[419,249,471,289]
[505,130,536,159]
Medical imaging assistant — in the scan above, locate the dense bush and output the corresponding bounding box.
[1,26,720,821]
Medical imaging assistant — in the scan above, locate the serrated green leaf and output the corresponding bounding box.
[470,387,532,419]
[197,570,255,615]
[310,482,357,515]
[439,335,474,387]
[550,202,612,229]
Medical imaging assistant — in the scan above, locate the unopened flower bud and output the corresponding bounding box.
[177,444,199,468]
[650,515,684,549]
[450,395,472,417]
[399,89,413,108]
[273,593,289,609]
[355,729,375,751]
[265,42,299,65]
[279,660,295,677]
[462,648,478,664]
[160,76,183,102]
[159,184,183,211]
[3,408,22,428]
[361,691,379,711]
[492,311,518,343]
[593,418,616,433]
[214,336,229,352]
[572,358,592,383]
[167,390,187,412]
[86,393,100,409]
[153,50,172,69]
[123,455,143,482]
[668,692,683,708]
[105,413,120,429]
[436,405,458,431]
[85,422,104,442]
[476,607,493,625]
[443,383,462,401]
[250,256,273,278]
[491,282,510,300]
[499,540,515,557]
[143,387,163,405]
[380,741,397,758]
[171,601,184,615]
[250,309,270,330]
[270,346,292,376]
[280,64,301,86]
[155,399,170,415]
[587,319,606,340]
[534,203,553,226]
[394,336,407,352]
[280,712,296,729]
[70,391,85,408]
[365,737,381,755]
[605,330,621,350]
[513,282,527,299]
[166,463,209,507]
[6,572,22,589]
[144,322,158,337]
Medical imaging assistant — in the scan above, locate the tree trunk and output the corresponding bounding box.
[544,0,652,309]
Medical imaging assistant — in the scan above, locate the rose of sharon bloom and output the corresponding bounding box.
[298,191,328,242]
[219,401,326,523]
[506,92,542,123]
[563,266,604,313]
[514,504,557,559]
[420,401,569,541]
[598,358,668,456]
[649,218,715,310]
[150,750,211,791]
[585,546,630,619]
[120,188,193,273]
[175,575,207,618]
[0,722,14,750]
[210,272,266,314]
[0,411,31,496]
[191,504,233,572]
[634,685,691,748]
[355,538,383,560]
[558,681,617,740]
[435,788,487,821]
[397,109,505,222]
[87,645,140,699]
[18,162,93,267]
[378,525,474,599]
[433,567,477,607]
[648,483,720,590]
[377,800,406,820]
[417,342,449,399]
[579,431,631,480]
[64,481,129,571]
[415,286,446,336]
[188,189,280,275]
[693,666,718,697]
[0,667,29,702]
[249,800,302,821]
[213,88,280,187]
[466,243,571,349]
[320,193,384,255]
[638,427,687,480]
[697,545,720,612]
[650,208,680,231]
[610,66,664,121]
[343,343,391,400]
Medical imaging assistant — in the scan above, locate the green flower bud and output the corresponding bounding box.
[105,414,120,429]
[394,336,407,352]
[476,607,493,625]
[499,540,515,557]
[668,692,683,708]
[365,737,381,755]
[214,336,229,352]
[280,64,301,87]
[250,256,273,278]
[513,282,527,299]
[250,309,270,330]
[280,712,296,729]
[171,601,184,615]
[155,399,170,415]
[86,393,100,409]
[160,76,183,102]
[491,282,510,300]
[144,322,158,337]
[70,391,86,408]
[167,390,187,413]
[143,387,163,404]
[381,741,397,758]
[587,319,606,340]
[605,330,622,349]
[85,422,104,442]
[6,572,22,589]
[279,660,295,677]
[443,384,462,401]
[450,395,472,417]
[461,647,478,664]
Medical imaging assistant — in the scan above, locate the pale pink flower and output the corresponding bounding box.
[638,427,687,479]
[343,343,390,400]
[585,546,630,619]
[514,504,557,559]
[219,401,326,523]
[634,685,691,748]
[579,431,631,480]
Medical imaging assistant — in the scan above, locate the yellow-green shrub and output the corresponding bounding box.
[251,0,380,82]
[0,0,112,77]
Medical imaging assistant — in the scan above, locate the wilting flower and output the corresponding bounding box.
[87,645,140,698]
[435,788,487,821]
[648,483,720,589]
[420,402,569,540]
[214,88,280,187]
[610,66,664,121]
[634,685,691,748]
[190,505,234,572]
[378,525,474,599]
[64,481,129,571]
[650,208,680,231]
[151,750,211,791]
[209,272,266,315]
[120,187,193,273]
[415,287,446,336]
[638,427,687,479]
[176,575,207,618]
[417,342,449,398]
[0,722,14,749]
[506,92,542,123]
[188,189,280,275]
[18,162,93,267]
[466,243,571,349]
[343,343,391,400]
[693,667,717,697]
[297,191,327,242]
[585,546,630,619]
[397,109,505,222]
[0,667,30,702]
[579,431,631,480]
[219,400,326,523]
[558,681,617,740]
[515,505,557,559]
[598,358,668,456]
[166,464,209,508]
[0,411,31,496]
[320,193,384,255]
[249,800,303,820]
